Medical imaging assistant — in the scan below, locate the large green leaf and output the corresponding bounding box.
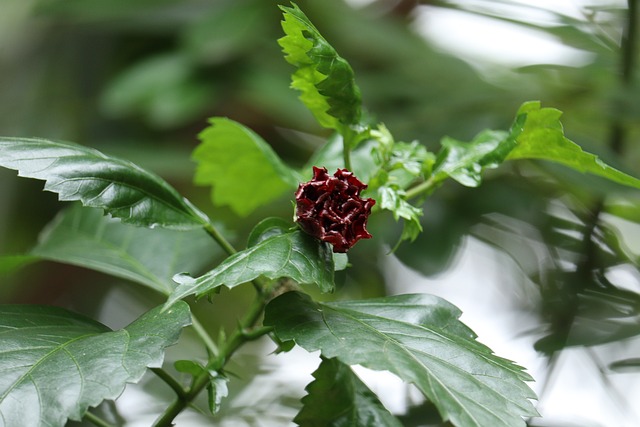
[507,101,640,189]
[0,302,191,427]
[265,292,538,427]
[166,228,335,307]
[193,117,299,217]
[31,204,218,295]
[0,137,208,229]
[295,357,403,427]
[431,102,640,190]
[279,3,361,130]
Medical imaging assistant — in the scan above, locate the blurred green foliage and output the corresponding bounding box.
[2,0,640,425]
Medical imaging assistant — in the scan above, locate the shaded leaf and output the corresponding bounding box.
[279,3,361,130]
[0,137,208,229]
[166,229,335,307]
[0,302,191,427]
[295,357,402,427]
[193,117,299,216]
[31,204,218,295]
[265,292,538,427]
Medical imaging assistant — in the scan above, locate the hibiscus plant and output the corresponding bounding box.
[1,3,639,427]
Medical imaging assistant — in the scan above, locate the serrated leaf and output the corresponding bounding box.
[0,302,190,427]
[279,3,361,130]
[295,357,403,427]
[265,292,538,427]
[507,101,640,189]
[432,130,509,187]
[193,117,299,217]
[166,229,335,307]
[0,137,208,229]
[31,204,219,295]
[379,186,423,243]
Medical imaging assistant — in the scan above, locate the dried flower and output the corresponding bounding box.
[295,166,375,253]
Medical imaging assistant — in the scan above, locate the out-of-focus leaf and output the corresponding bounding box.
[100,53,213,129]
[610,358,640,372]
[0,255,38,278]
[31,204,218,295]
[182,1,271,63]
[166,228,335,307]
[0,138,209,229]
[0,302,190,427]
[295,357,403,427]
[508,101,640,189]
[266,292,538,427]
[193,117,299,217]
[279,3,361,130]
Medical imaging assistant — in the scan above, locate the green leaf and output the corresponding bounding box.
[279,3,361,130]
[174,360,228,415]
[207,372,229,415]
[166,229,335,307]
[193,117,299,217]
[0,302,190,427]
[265,292,538,427]
[507,101,640,189]
[0,137,208,229]
[31,204,219,295]
[432,130,509,187]
[378,186,423,243]
[295,357,403,427]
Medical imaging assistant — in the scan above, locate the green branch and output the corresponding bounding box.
[152,293,270,427]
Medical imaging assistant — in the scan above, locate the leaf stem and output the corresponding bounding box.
[191,315,220,358]
[151,294,270,427]
[83,411,115,427]
[203,223,237,256]
[404,176,438,201]
[151,368,187,400]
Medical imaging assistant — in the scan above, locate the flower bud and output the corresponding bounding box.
[295,167,375,253]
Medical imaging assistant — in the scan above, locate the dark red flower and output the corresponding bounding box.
[295,166,375,253]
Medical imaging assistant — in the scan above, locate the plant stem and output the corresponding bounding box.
[405,176,437,200]
[191,315,220,357]
[203,222,236,256]
[151,294,270,427]
[83,411,115,427]
[151,368,187,400]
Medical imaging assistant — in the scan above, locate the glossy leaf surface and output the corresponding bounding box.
[266,292,538,427]
[279,3,361,129]
[166,229,335,307]
[295,357,402,427]
[0,137,208,229]
[0,302,190,427]
[193,117,299,216]
[31,205,218,295]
